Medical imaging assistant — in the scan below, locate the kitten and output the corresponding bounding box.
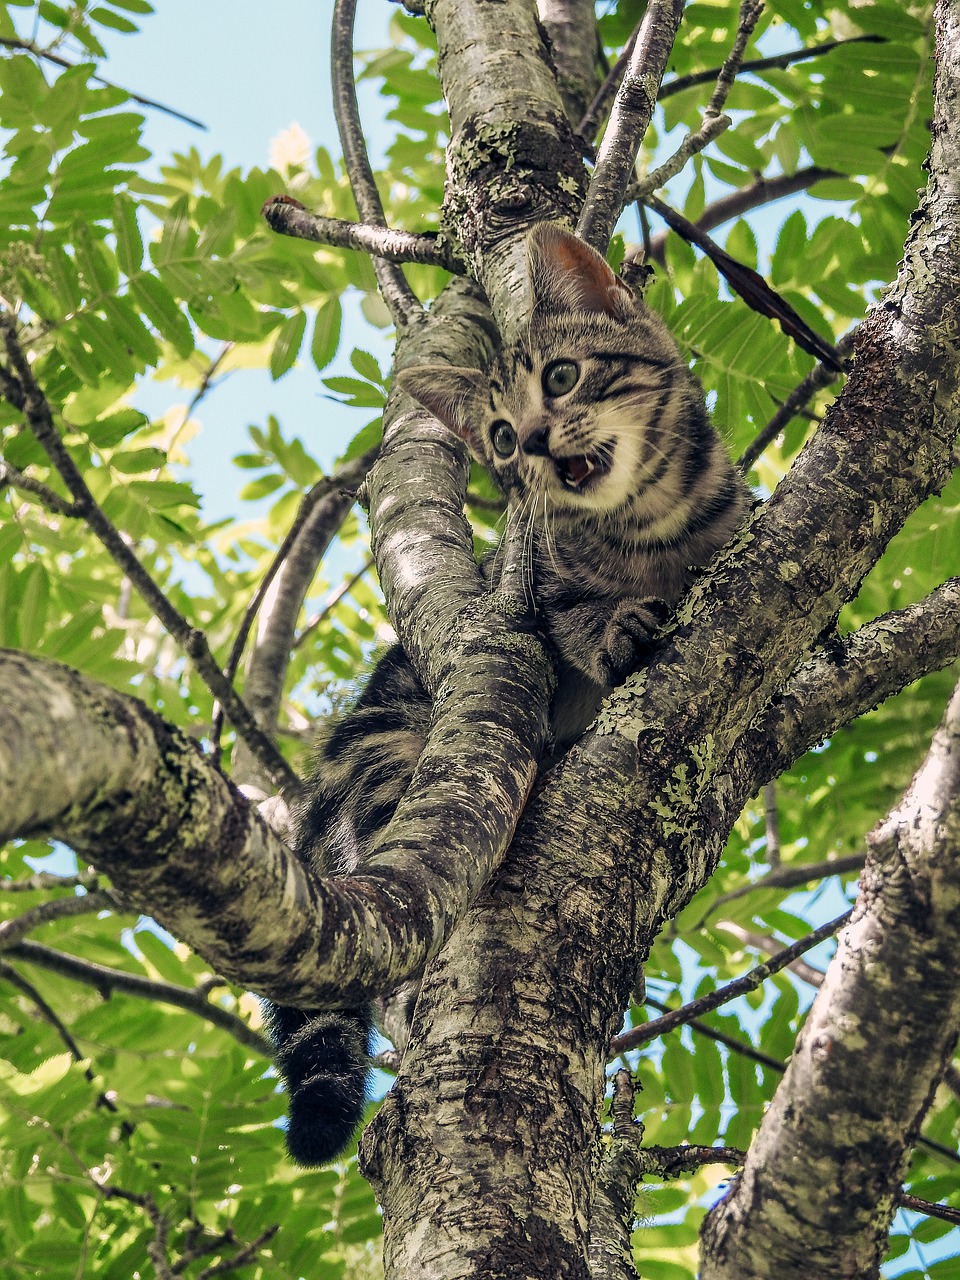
[265,224,749,1166]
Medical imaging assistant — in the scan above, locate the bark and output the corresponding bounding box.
[700,677,960,1279]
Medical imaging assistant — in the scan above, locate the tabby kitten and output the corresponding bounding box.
[265,224,749,1166]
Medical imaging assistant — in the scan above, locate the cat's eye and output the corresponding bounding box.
[542,360,579,397]
[491,421,517,457]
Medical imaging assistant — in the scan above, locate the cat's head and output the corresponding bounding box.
[396,224,687,515]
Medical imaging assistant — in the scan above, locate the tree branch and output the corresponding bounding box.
[9,940,272,1057]
[738,327,858,472]
[577,0,686,250]
[736,579,960,794]
[697,852,865,922]
[261,196,461,272]
[0,34,207,130]
[0,459,83,516]
[659,32,885,100]
[701,670,960,1275]
[611,912,851,1054]
[642,193,845,370]
[0,889,118,949]
[330,0,423,326]
[0,316,297,794]
[215,446,379,790]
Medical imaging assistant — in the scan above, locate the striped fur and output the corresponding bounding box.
[268,224,749,1165]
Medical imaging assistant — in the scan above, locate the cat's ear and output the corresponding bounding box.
[394,365,488,459]
[526,223,635,321]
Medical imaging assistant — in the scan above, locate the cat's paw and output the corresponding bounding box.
[597,597,670,683]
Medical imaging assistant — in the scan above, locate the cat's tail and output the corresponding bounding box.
[265,1001,373,1166]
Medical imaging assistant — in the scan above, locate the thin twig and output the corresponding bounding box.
[0,34,207,129]
[330,0,422,326]
[611,911,852,1054]
[0,459,83,516]
[738,327,858,472]
[705,0,765,119]
[632,113,732,200]
[578,0,686,251]
[0,890,117,950]
[717,921,826,988]
[262,196,460,272]
[8,939,273,1057]
[0,317,297,793]
[576,18,642,146]
[700,853,865,920]
[212,451,378,754]
[642,1143,747,1177]
[196,1227,280,1279]
[659,33,886,100]
[295,555,375,649]
[0,959,128,1118]
[898,1193,960,1227]
[762,781,780,866]
[0,868,99,892]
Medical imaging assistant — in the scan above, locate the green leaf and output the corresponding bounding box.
[113,193,144,274]
[269,310,306,380]
[311,297,342,372]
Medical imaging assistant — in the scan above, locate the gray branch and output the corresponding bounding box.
[330,0,423,326]
[577,0,686,250]
[261,197,461,272]
[701,674,960,1276]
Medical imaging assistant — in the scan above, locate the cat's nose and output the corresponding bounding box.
[522,425,551,456]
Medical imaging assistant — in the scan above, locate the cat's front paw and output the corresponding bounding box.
[597,597,670,683]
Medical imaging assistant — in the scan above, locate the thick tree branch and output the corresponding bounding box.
[735,579,960,795]
[0,317,297,794]
[701,672,960,1277]
[261,196,461,272]
[537,0,602,126]
[331,0,423,326]
[577,0,686,250]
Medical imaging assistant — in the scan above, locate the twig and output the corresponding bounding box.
[738,327,858,472]
[644,192,844,369]
[262,196,460,272]
[700,852,865,920]
[0,459,83,516]
[0,316,297,793]
[659,33,886,100]
[642,1143,746,1177]
[578,0,686,251]
[0,868,99,892]
[212,449,378,761]
[0,34,207,130]
[330,0,422,326]
[762,781,780,866]
[8,939,273,1057]
[898,1193,960,1227]
[631,113,732,200]
[96,1186,175,1280]
[717,920,826,988]
[0,959,127,1118]
[705,0,766,119]
[576,18,643,146]
[195,1226,280,1278]
[611,912,852,1055]
[646,167,838,264]
[0,889,117,949]
[294,555,375,649]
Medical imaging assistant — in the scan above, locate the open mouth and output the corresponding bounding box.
[555,444,614,492]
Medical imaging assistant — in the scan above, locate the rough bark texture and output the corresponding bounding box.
[700,678,960,1279]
